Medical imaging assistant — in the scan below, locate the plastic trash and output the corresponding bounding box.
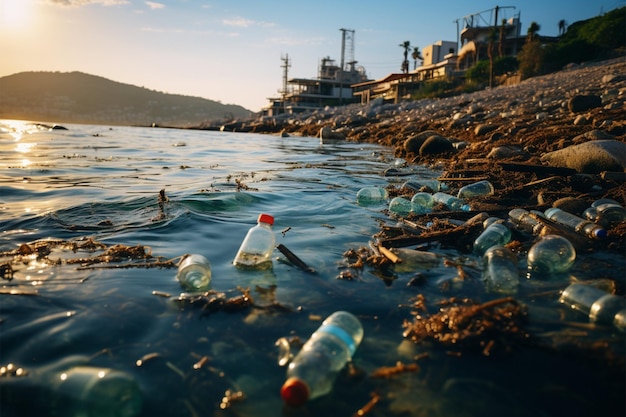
[410,192,434,214]
[583,200,626,228]
[356,187,389,205]
[389,196,413,216]
[402,179,448,192]
[176,254,211,291]
[559,283,625,325]
[544,207,606,239]
[473,222,512,256]
[526,235,576,278]
[482,246,519,294]
[432,192,470,212]
[508,208,546,235]
[457,180,495,199]
[233,213,276,269]
[280,311,363,406]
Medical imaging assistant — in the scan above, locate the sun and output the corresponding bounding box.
[0,0,34,30]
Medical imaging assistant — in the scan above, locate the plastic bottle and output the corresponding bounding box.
[559,283,625,325]
[176,254,211,291]
[544,207,607,239]
[280,311,364,406]
[356,187,389,205]
[457,180,495,199]
[482,246,519,294]
[508,208,546,235]
[402,179,448,192]
[432,192,470,212]
[583,201,626,229]
[473,222,511,256]
[614,309,626,332]
[526,235,576,278]
[233,213,276,268]
[0,355,143,417]
[411,192,434,214]
[388,196,413,216]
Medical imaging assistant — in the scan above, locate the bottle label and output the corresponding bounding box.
[318,323,356,354]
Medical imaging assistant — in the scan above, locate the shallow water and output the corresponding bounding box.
[0,120,624,417]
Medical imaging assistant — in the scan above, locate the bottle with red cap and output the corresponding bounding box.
[280,311,363,407]
[233,213,276,268]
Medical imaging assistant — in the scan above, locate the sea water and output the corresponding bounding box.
[0,120,623,417]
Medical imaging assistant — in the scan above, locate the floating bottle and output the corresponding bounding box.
[410,192,434,214]
[391,248,441,273]
[356,187,389,205]
[402,179,448,192]
[388,196,413,216]
[583,200,626,229]
[544,207,606,239]
[280,311,363,406]
[457,180,495,199]
[176,254,211,291]
[473,222,511,256]
[482,246,519,294]
[526,234,576,278]
[233,213,276,268]
[0,355,143,417]
[432,192,470,212]
[559,283,625,325]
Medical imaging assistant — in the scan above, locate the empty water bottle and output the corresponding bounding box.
[457,180,494,199]
[432,192,470,212]
[508,208,546,235]
[482,246,519,294]
[614,309,626,332]
[176,254,211,291]
[403,179,448,192]
[544,207,606,239]
[583,200,626,228]
[280,311,363,406]
[473,222,511,256]
[356,187,389,205]
[0,355,143,417]
[526,234,576,278]
[389,196,413,216]
[559,283,625,325]
[233,213,276,268]
[411,192,434,214]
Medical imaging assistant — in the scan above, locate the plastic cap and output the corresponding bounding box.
[280,377,309,406]
[258,213,274,225]
[593,228,607,239]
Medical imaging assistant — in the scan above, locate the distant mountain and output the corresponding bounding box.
[0,71,253,126]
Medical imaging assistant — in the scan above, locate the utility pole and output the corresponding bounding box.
[339,28,355,105]
[280,54,290,114]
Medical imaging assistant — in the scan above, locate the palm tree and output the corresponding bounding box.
[558,19,568,36]
[527,21,540,42]
[399,40,411,73]
[411,46,423,70]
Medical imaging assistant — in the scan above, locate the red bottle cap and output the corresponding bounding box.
[258,213,274,225]
[280,377,309,406]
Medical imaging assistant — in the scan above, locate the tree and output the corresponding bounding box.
[400,40,411,73]
[558,19,568,36]
[527,21,541,42]
[487,28,498,87]
[518,38,544,79]
[498,19,506,57]
[411,46,423,70]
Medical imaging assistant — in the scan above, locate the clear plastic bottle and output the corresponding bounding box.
[0,355,143,417]
[508,208,546,235]
[482,246,519,294]
[410,192,434,214]
[402,179,448,192]
[473,222,511,256]
[544,207,607,239]
[176,254,211,291]
[280,311,364,406]
[356,187,389,205]
[614,309,626,332]
[526,235,576,278]
[457,180,495,199]
[233,213,276,268]
[432,192,471,212]
[388,196,412,216]
[583,201,626,229]
[559,283,625,325]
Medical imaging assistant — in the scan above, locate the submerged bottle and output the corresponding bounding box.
[356,187,389,205]
[411,192,434,214]
[473,222,511,256]
[389,196,413,216]
[432,192,470,212]
[176,254,211,291]
[403,179,448,192]
[280,311,364,407]
[559,283,625,325]
[544,207,606,239]
[457,180,495,199]
[0,355,143,417]
[233,213,276,268]
[482,246,519,294]
[526,234,576,278]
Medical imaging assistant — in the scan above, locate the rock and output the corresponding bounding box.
[419,135,453,156]
[540,140,626,173]
[474,124,497,136]
[403,130,439,154]
[486,145,527,160]
[567,95,602,113]
[573,115,591,125]
[319,126,346,142]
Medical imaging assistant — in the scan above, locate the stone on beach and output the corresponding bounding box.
[540,139,626,174]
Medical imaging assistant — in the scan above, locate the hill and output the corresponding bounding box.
[0,71,253,126]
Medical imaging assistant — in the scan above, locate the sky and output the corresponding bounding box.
[0,0,622,112]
